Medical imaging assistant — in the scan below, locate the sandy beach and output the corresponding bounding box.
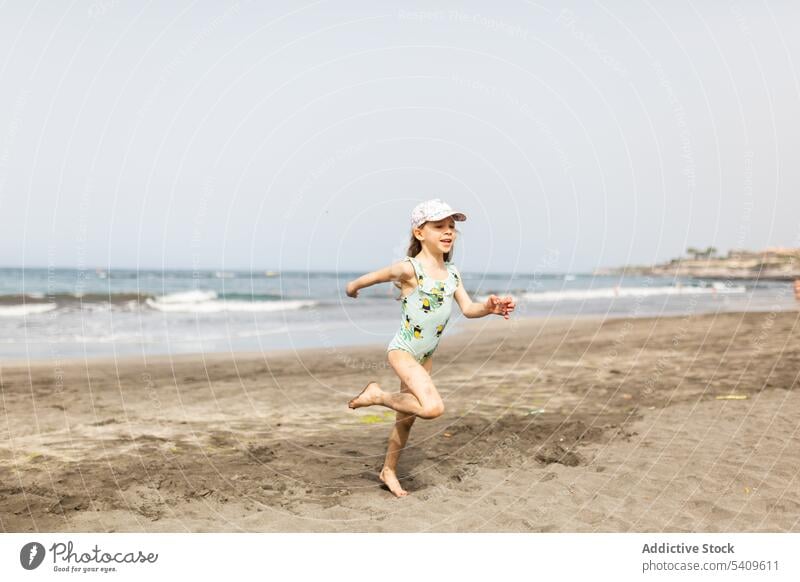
[1,309,799,532]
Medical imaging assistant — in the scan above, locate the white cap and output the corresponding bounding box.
[411,198,467,228]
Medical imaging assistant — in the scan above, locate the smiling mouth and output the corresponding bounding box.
[442,239,452,244]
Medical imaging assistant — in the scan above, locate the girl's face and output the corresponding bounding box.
[415,216,456,254]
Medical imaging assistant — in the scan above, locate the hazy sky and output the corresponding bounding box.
[1,0,798,274]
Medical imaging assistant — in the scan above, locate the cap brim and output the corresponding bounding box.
[428,211,467,222]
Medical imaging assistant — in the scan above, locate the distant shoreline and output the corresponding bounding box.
[596,247,800,281]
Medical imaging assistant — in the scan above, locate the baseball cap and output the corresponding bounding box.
[411,199,467,228]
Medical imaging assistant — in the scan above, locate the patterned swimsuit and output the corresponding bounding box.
[386,256,460,363]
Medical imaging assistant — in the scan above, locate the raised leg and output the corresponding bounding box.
[348,350,444,419]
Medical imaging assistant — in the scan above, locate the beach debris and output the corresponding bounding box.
[744,487,752,494]
[621,393,633,400]
[247,444,275,461]
[49,494,87,513]
[715,394,748,400]
[616,428,638,441]
[443,432,452,438]
[535,444,584,467]
[527,408,546,415]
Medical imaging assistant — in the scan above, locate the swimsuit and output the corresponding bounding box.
[386,256,460,363]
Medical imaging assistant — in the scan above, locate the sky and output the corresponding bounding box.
[0,0,798,275]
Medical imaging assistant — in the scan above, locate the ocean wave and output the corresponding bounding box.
[0,289,312,314]
[154,290,284,302]
[520,284,747,302]
[0,303,57,317]
[152,290,218,304]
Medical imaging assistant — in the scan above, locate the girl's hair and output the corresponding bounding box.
[392,223,457,299]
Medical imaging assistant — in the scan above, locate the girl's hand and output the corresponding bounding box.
[485,294,516,319]
[346,281,359,298]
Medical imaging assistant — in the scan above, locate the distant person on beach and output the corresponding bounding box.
[345,199,515,497]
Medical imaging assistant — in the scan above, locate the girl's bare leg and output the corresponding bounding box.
[348,350,444,419]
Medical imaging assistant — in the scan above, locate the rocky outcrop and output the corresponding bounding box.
[596,247,800,280]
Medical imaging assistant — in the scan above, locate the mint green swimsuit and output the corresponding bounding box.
[387,256,460,363]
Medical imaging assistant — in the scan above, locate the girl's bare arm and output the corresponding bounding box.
[346,261,411,298]
[452,267,516,319]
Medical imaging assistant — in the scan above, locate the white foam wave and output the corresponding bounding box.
[146,297,316,313]
[520,284,746,302]
[0,303,57,317]
[154,290,218,303]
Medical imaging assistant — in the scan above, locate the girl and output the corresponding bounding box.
[345,199,516,497]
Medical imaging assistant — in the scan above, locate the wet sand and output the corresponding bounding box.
[1,309,799,532]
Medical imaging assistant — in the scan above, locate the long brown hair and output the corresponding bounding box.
[392,224,457,299]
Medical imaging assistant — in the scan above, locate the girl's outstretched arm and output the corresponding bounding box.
[346,261,412,298]
[452,268,516,319]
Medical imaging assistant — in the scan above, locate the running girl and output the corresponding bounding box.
[345,199,515,497]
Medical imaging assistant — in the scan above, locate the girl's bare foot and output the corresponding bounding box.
[379,466,408,497]
[348,382,381,409]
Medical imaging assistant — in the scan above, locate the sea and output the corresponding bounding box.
[0,267,796,360]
